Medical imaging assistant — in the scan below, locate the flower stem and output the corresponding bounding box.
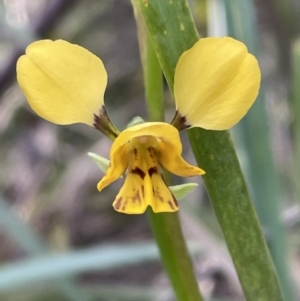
[145,34,165,121]
[132,4,204,301]
[148,211,203,301]
[133,0,284,300]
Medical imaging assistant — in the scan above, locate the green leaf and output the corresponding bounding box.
[0,242,201,292]
[0,243,157,291]
[224,1,293,300]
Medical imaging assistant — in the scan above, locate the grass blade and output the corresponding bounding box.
[224,1,294,300]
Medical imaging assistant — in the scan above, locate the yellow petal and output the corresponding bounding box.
[111,135,179,214]
[17,40,107,126]
[112,150,179,214]
[112,137,154,214]
[157,140,205,177]
[174,37,261,130]
[98,123,203,214]
[110,122,182,159]
[113,171,152,214]
[97,144,128,191]
[151,173,179,213]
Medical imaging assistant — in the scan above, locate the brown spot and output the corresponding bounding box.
[156,193,164,202]
[114,197,122,210]
[133,148,138,160]
[168,200,175,210]
[147,147,154,159]
[141,185,145,198]
[131,167,146,179]
[93,107,119,138]
[122,200,128,211]
[153,186,163,202]
[93,113,101,129]
[148,147,157,164]
[172,195,179,207]
[148,166,158,177]
[132,190,141,204]
[170,110,191,131]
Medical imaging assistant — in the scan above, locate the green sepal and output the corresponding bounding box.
[127,116,145,128]
[88,152,111,173]
[169,183,198,201]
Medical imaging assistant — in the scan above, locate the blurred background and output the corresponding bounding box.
[0,0,300,300]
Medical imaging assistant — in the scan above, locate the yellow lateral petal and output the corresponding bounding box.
[174,37,261,130]
[112,141,154,214]
[111,134,180,214]
[157,140,205,177]
[112,148,179,214]
[113,172,152,214]
[151,173,179,213]
[97,144,128,191]
[110,122,182,159]
[17,40,107,126]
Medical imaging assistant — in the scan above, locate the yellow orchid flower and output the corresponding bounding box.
[16,38,260,214]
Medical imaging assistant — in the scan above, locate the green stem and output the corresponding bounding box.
[133,0,284,300]
[148,212,203,301]
[188,129,283,301]
[132,4,204,301]
[145,34,164,121]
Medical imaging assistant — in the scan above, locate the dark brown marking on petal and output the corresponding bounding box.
[148,166,158,177]
[137,192,141,204]
[133,148,138,160]
[147,147,153,159]
[131,167,146,179]
[93,106,120,139]
[156,192,164,202]
[93,114,101,129]
[168,200,175,210]
[172,195,179,207]
[141,185,145,198]
[170,110,191,131]
[122,200,128,211]
[132,190,141,204]
[153,186,162,202]
[148,147,157,164]
[114,197,123,210]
